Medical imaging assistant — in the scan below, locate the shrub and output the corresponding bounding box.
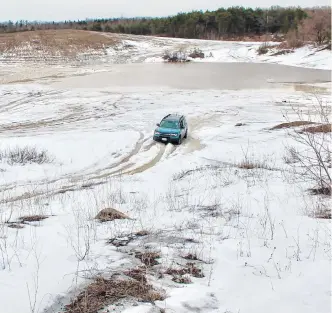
[188,48,205,59]
[257,42,273,55]
[162,49,190,62]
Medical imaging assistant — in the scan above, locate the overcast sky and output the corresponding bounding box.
[2,0,330,22]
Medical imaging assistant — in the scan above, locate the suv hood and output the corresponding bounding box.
[156,127,180,134]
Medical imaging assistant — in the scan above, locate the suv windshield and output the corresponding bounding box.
[160,120,179,129]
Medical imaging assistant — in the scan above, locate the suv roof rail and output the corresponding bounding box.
[162,114,171,120]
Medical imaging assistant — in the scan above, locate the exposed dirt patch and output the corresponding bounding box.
[302,123,332,133]
[271,121,315,130]
[64,276,165,313]
[95,208,129,222]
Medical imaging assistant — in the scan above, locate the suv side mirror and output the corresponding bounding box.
[156,123,160,127]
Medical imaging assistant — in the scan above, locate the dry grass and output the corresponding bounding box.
[19,215,48,223]
[0,29,116,56]
[95,208,129,222]
[135,251,161,267]
[237,160,273,170]
[314,205,331,219]
[0,146,53,165]
[271,121,315,130]
[302,123,332,133]
[65,276,165,313]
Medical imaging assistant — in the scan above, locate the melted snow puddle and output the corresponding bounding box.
[50,62,331,90]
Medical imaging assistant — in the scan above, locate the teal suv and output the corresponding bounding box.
[153,114,188,144]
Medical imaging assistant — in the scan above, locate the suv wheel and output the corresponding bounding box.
[177,136,182,145]
[184,130,187,139]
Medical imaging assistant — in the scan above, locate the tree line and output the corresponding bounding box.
[0,6,330,43]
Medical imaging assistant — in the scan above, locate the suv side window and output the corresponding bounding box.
[179,119,184,128]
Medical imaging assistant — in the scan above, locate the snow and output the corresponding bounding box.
[0,35,331,313]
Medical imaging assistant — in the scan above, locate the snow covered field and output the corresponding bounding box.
[0,34,331,313]
[109,35,331,70]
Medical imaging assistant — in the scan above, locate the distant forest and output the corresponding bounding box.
[0,6,331,43]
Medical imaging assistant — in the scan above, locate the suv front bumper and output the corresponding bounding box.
[153,134,180,143]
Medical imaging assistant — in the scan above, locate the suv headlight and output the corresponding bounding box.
[170,133,179,137]
[154,131,160,135]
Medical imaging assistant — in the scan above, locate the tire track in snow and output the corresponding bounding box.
[123,142,167,175]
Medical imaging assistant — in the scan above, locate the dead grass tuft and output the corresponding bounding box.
[271,49,293,56]
[182,253,199,261]
[309,186,331,196]
[65,276,165,313]
[314,205,331,219]
[271,121,315,130]
[257,42,274,55]
[124,268,147,284]
[7,223,24,229]
[237,160,272,170]
[19,215,48,223]
[165,263,204,278]
[135,251,161,267]
[135,230,150,236]
[95,208,129,222]
[302,124,332,134]
[172,275,192,284]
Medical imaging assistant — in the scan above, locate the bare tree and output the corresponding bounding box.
[283,95,331,195]
[298,7,331,44]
